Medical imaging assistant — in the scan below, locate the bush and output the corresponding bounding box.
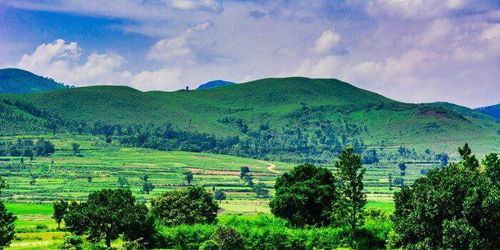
[211,226,243,250]
[199,240,220,250]
[59,234,83,250]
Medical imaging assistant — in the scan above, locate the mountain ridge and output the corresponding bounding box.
[0,68,68,94]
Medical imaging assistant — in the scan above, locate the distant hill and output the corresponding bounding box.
[197,80,235,90]
[476,104,500,120]
[0,68,67,94]
[0,77,498,160]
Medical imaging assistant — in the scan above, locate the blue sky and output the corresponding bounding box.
[1,0,499,108]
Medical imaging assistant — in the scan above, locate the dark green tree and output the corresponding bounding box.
[65,189,151,248]
[35,139,55,156]
[0,177,16,249]
[185,171,194,185]
[142,181,155,194]
[253,182,269,198]
[214,189,226,202]
[270,164,338,227]
[117,175,130,188]
[71,143,80,156]
[151,186,219,226]
[52,199,68,230]
[483,153,499,186]
[334,148,367,247]
[393,144,500,250]
[239,166,250,179]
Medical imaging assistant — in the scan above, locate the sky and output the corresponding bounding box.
[0,0,499,108]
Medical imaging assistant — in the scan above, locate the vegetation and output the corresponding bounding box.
[393,144,500,249]
[65,189,151,247]
[0,177,16,249]
[270,164,338,227]
[151,187,220,227]
[0,68,68,94]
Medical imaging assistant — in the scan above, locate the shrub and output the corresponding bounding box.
[59,234,83,250]
[211,226,243,250]
[199,240,220,250]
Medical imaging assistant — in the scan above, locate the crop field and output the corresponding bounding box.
[0,134,438,249]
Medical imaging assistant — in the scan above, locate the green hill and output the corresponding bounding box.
[0,76,498,162]
[476,104,500,120]
[0,68,68,94]
[197,80,235,90]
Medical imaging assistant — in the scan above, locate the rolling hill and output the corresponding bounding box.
[0,68,68,94]
[476,104,500,120]
[0,76,498,161]
[197,80,235,90]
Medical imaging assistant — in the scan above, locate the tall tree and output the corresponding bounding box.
[52,199,68,230]
[65,189,150,248]
[185,171,194,185]
[334,148,367,247]
[0,177,16,249]
[270,164,338,227]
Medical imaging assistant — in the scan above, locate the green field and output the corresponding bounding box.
[0,134,417,249]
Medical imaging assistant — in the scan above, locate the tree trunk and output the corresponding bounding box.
[105,237,111,248]
[57,221,61,230]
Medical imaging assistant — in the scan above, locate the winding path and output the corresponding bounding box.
[259,160,281,174]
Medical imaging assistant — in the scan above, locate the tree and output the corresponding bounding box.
[53,199,68,230]
[270,164,338,227]
[334,148,367,247]
[71,143,80,156]
[117,176,130,188]
[65,189,151,248]
[185,171,194,185]
[151,186,219,226]
[398,162,407,187]
[142,181,155,194]
[253,182,269,198]
[239,166,250,179]
[214,190,226,202]
[392,144,500,249]
[35,139,55,156]
[0,177,16,249]
[483,153,499,187]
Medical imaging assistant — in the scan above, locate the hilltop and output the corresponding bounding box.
[197,80,235,90]
[476,104,500,120]
[0,76,498,161]
[0,68,67,94]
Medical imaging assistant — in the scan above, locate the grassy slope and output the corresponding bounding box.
[0,68,67,94]
[476,103,500,120]
[1,77,498,154]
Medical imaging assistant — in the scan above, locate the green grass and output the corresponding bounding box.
[1,77,498,156]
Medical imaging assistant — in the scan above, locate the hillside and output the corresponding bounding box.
[0,68,67,94]
[476,104,500,120]
[197,80,235,90]
[0,77,498,161]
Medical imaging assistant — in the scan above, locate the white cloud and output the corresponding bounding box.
[15,39,183,91]
[311,28,340,54]
[147,20,213,62]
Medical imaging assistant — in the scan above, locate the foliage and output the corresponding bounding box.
[270,164,338,227]
[211,226,244,250]
[151,186,219,227]
[35,138,55,156]
[141,181,155,194]
[52,199,68,230]
[334,148,367,247]
[0,177,16,249]
[392,144,500,250]
[65,189,152,248]
[117,176,130,189]
[185,171,194,185]
[199,240,220,250]
[214,190,226,202]
[59,234,83,250]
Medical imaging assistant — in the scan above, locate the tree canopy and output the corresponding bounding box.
[393,144,500,250]
[270,164,338,227]
[151,186,219,226]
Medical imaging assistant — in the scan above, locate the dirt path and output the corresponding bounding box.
[259,160,281,174]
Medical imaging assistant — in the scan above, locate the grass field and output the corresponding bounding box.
[0,134,440,249]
